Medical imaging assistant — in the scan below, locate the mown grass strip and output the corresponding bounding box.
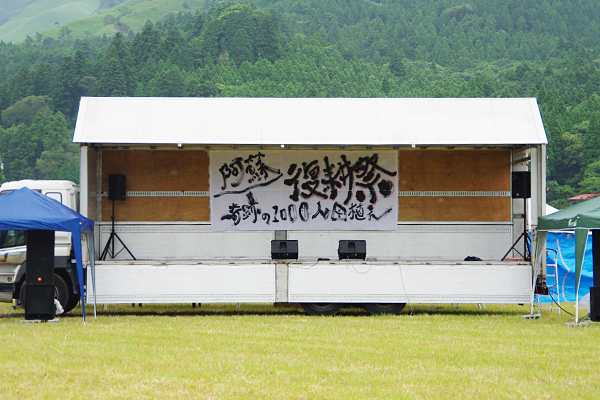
[1,303,599,399]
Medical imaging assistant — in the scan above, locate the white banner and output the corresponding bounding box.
[210,150,398,231]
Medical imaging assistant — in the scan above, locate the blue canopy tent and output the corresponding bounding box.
[537,195,600,322]
[0,187,95,322]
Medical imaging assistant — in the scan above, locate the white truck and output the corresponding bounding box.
[74,97,548,315]
[0,180,82,313]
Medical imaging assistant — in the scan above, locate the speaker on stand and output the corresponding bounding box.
[511,171,531,200]
[108,174,127,201]
[502,171,531,261]
[100,174,136,260]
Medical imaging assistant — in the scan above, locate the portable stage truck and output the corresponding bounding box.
[73,97,547,315]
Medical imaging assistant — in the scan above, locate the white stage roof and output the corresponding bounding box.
[73,97,547,146]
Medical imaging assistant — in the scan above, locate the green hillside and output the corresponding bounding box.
[0,1,35,26]
[0,0,206,43]
[0,0,101,43]
[0,0,600,207]
[25,0,206,42]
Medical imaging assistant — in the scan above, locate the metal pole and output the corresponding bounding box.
[111,199,115,257]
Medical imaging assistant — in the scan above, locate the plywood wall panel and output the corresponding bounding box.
[102,197,210,222]
[130,151,155,190]
[104,197,153,221]
[152,197,183,221]
[398,150,511,222]
[179,198,210,221]
[101,151,128,193]
[153,151,178,191]
[398,150,510,191]
[424,197,510,221]
[101,150,210,222]
[397,198,425,221]
[179,152,210,191]
[398,197,511,222]
[102,150,210,192]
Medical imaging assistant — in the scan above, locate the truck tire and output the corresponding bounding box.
[362,303,406,315]
[63,290,80,313]
[53,274,71,313]
[19,273,70,314]
[301,303,342,316]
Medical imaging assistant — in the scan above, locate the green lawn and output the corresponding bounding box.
[1,302,599,399]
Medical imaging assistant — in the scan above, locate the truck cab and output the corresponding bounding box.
[0,180,81,312]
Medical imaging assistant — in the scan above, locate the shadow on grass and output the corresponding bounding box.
[1,303,532,319]
[404,304,529,316]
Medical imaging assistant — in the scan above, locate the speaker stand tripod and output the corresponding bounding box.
[502,198,530,261]
[100,198,136,261]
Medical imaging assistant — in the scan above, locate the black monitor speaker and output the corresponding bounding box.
[109,174,126,201]
[338,240,366,260]
[512,171,531,199]
[271,240,298,259]
[24,230,55,320]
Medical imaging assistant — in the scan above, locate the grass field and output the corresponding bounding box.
[1,302,599,399]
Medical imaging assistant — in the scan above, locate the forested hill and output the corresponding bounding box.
[1,0,600,208]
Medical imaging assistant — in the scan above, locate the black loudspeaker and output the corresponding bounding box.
[590,287,600,322]
[24,230,55,320]
[512,171,531,199]
[23,284,55,319]
[271,240,298,259]
[338,240,366,260]
[109,174,126,201]
[593,230,600,287]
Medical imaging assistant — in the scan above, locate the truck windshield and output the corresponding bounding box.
[0,230,25,248]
